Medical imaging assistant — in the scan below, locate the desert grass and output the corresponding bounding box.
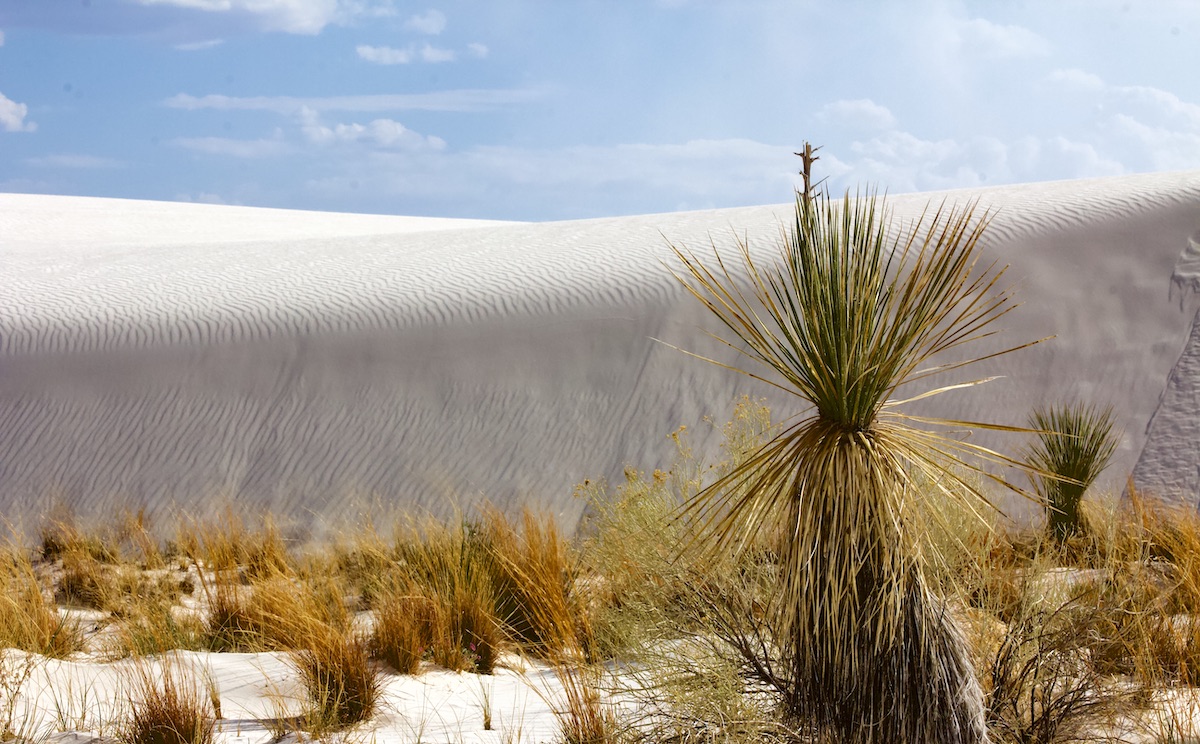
[291,622,382,733]
[120,658,215,744]
[0,543,83,657]
[384,517,502,674]
[9,420,1200,742]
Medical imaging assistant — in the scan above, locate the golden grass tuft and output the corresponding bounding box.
[0,544,83,657]
[121,659,215,744]
[292,622,382,733]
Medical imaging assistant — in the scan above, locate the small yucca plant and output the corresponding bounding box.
[1025,402,1118,544]
[669,146,1036,743]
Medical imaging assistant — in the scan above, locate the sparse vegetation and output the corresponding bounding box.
[120,659,215,744]
[292,623,382,733]
[4,445,1200,741]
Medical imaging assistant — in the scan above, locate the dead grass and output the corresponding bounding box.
[370,579,435,674]
[120,658,215,744]
[292,622,382,733]
[0,544,83,657]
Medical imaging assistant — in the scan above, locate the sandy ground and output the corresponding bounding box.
[4,647,574,743]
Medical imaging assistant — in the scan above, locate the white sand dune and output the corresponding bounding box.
[3,173,1200,534]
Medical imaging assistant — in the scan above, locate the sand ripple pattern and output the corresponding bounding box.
[4,171,1200,530]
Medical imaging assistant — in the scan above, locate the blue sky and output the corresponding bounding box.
[1,1,1198,221]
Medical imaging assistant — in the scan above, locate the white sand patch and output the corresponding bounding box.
[4,650,570,743]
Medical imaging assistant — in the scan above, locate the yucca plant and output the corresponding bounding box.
[1024,402,1117,544]
[669,148,1035,743]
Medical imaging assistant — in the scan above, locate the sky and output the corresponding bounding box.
[0,1,1198,221]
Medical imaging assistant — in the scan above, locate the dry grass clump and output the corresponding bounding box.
[387,518,501,674]
[369,579,435,674]
[486,508,593,659]
[199,569,348,653]
[121,659,215,744]
[175,511,293,581]
[569,399,786,744]
[0,544,83,657]
[579,400,771,660]
[292,622,382,733]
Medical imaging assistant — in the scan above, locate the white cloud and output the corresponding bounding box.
[1043,69,1200,173]
[133,0,340,34]
[405,9,446,35]
[467,43,488,59]
[165,88,544,114]
[175,38,225,51]
[820,130,1125,195]
[957,17,1051,59]
[304,137,800,217]
[0,92,36,133]
[356,44,412,64]
[299,109,445,150]
[25,154,124,169]
[129,0,399,34]
[817,99,896,132]
[172,135,290,158]
[1048,68,1105,92]
[357,42,456,64]
[1111,115,1200,172]
[419,43,455,63]
[1111,85,1200,130]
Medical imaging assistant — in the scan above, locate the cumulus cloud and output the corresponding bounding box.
[356,44,412,64]
[132,0,340,34]
[404,9,446,35]
[956,17,1051,59]
[1048,68,1105,92]
[816,99,896,132]
[175,38,224,51]
[467,43,488,59]
[357,42,456,64]
[420,43,454,62]
[129,0,399,34]
[25,153,124,168]
[299,109,445,150]
[304,137,801,219]
[1043,69,1200,173]
[172,135,290,158]
[165,88,544,114]
[0,91,36,133]
[827,130,1125,194]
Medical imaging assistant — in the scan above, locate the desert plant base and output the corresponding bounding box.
[786,557,988,742]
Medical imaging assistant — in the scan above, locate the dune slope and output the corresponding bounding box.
[3,174,1200,533]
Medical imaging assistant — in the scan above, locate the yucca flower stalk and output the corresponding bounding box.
[1025,402,1118,544]
[669,175,1036,743]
